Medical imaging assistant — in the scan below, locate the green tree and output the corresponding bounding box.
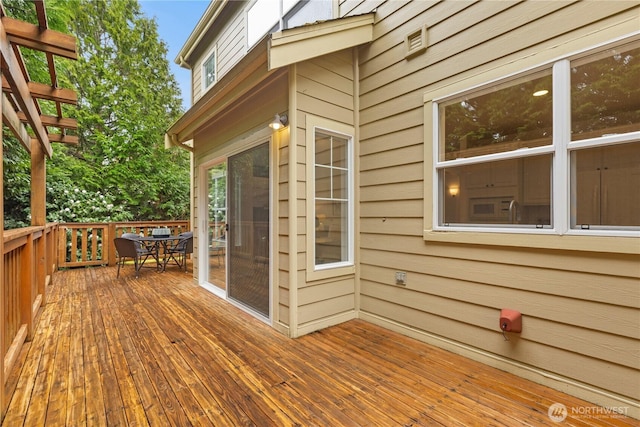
[3,0,190,227]
[67,0,190,220]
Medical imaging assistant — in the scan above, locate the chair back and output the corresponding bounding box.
[176,232,193,254]
[114,237,138,258]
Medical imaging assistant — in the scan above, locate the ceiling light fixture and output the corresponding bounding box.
[533,89,549,97]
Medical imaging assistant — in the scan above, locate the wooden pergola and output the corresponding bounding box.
[0,0,77,417]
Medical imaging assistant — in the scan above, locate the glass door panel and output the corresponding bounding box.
[207,163,227,290]
[228,142,270,317]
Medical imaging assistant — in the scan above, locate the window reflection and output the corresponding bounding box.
[571,44,640,140]
[440,72,553,161]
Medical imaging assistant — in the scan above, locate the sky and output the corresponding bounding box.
[139,0,211,111]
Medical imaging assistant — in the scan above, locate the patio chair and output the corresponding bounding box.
[122,232,156,258]
[164,232,193,272]
[114,237,152,278]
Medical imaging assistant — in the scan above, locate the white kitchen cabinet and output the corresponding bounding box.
[574,143,639,227]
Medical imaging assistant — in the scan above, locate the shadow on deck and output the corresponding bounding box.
[2,265,635,426]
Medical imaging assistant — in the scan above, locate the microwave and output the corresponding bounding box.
[469,197,514,222]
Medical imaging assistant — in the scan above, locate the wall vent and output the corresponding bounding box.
[405,25,427,59]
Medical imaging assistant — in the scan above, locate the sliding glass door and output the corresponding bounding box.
[227,142,270,317]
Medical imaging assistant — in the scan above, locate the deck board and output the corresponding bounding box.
[3,265,636,426]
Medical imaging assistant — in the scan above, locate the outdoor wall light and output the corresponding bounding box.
[269,113,288,130]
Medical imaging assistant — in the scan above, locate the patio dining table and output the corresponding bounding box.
[138,235,183,272]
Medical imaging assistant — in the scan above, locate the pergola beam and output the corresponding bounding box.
[2,93,31,152]
[46,134,78,144]
[16,111,77,129]
[1,16,77,59]
[0,18,52,157]
[2,78,77,104]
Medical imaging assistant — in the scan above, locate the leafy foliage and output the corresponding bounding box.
[3,0,190,228]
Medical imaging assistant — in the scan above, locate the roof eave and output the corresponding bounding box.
[174,0,228,69]
[268,12,375,70]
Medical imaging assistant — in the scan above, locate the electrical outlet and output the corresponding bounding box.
[395,271,407,285]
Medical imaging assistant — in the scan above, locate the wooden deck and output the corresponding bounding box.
[2,265,636,426]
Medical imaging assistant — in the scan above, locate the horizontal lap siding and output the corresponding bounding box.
[278,136,290,326]
[295,51,357,330]
[216,13,245,78]
[355,0,640,404]
[193,9,245,103]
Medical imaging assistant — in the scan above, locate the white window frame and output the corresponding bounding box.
[306,115,355,281]
[202,46,217,91]
[424,35,640,253]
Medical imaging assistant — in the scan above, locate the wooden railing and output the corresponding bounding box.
[3,223,58,385]
[2,220,189,415]
[58,220,190,268]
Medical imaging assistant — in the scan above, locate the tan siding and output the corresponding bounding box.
[360,162,422,186]
[360,2,637,112]
[361,232,640,279]
[299,277,355,304]
[360,143,422,172]
[298,294,355,325]
[360,126,422,156]
[216,13,245,78]
[356,0,640,408]
[360,181,423,203]
[192,67,202,102]
[192,6,247,105]
[339,0,381,17]
[293,50,357,329]
[360,200,422,218]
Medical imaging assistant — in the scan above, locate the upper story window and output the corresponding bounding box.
[202,49,216,90]
[432,39,639,236]
[247,0,333,48]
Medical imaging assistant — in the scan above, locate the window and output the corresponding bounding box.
[306,116,354,278]
[433,39,640,235]
[570,46,640,230]
[202,50,216,89]
[284,0,333,29]
[247,0,333,49]
[314,129,352,267]
[247,0,280,47]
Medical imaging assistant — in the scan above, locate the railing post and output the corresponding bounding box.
[34,228,46,312]
[108,222,116,266]
[47,224,57,288]
[58,224,67,269]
